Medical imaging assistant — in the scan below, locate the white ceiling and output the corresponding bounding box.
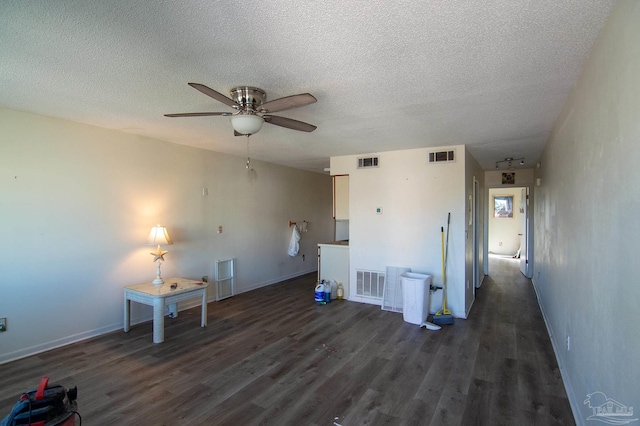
[0,1,615,173]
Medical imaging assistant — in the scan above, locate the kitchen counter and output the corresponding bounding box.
[319,240,349,246]
[318,242,350,299]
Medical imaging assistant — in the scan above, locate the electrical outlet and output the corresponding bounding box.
[202,276,208,283]
[566,335,570,351]
[0,317,6,332]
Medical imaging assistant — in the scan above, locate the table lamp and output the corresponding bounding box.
[147,224,173,285]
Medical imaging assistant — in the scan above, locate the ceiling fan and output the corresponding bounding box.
[165,83,317,135]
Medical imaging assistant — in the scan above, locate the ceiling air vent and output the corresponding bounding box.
[357,156,379,169]
[428,150,455,164]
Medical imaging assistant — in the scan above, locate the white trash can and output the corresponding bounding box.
[400,272,432,325]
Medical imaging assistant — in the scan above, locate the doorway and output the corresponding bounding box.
[487,186,531,277]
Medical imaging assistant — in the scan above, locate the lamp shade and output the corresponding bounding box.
[147,225,173,246]
[230,114,264,135]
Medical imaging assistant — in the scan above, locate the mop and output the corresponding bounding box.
[433,213,454,325]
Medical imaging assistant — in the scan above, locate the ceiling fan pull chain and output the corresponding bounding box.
[246,135,251,169]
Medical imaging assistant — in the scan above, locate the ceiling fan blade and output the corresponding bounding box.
[258,93,316,113]
[188,83,239,108]
[263,115,317,132]
[164,112,232,117]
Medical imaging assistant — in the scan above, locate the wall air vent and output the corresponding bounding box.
[428,150,455,164]
[356,269,385,299]
[357,156,379,169]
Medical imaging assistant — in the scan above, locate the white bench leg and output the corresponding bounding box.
[169,303,178,318]
[201,290,207,327]
[124,297,130,332]
[153,298,165,343]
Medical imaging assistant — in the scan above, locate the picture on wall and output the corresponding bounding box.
[494,195,514,218]
[502,172,515,184]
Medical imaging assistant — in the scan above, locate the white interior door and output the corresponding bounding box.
[519,187,529,277]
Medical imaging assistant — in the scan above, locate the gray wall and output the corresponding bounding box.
[533,1,640,423]
[0,108,333,363]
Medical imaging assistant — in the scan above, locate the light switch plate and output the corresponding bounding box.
[0,317,6,332]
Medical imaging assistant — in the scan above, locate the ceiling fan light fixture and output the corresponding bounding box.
[230,114,264,135]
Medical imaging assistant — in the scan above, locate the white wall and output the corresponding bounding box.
[0,108,333,363]
[331,146,468,318]
[533,1,640,422]
[488,187,522,255]
[485,169,533,187]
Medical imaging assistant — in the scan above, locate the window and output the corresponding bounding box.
[493,195,513,218]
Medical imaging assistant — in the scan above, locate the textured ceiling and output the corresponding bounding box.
[0,0,615,173]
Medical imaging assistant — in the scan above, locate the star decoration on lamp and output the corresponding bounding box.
[150,246,168,262]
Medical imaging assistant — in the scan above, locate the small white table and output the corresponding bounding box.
[124,278,209,343]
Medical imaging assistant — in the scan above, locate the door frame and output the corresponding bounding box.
[473,177,481,292]
[519,187,531,278]
[483,184,534,277]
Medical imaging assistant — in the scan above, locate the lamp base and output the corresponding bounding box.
[153,260,164,285]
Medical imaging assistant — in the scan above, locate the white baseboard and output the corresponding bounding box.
[238,268,317,293]
[0,323,122,365]
[0,269,318,365]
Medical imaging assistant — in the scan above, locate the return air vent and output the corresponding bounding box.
[356,269,385,299]
[428,150,455,163]
[357,156,379,169]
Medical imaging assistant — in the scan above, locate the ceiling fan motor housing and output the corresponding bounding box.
[230,86,266,111]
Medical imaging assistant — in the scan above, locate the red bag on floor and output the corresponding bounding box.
[0,377,80,426]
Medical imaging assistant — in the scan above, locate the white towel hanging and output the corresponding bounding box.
[288,225,300,257]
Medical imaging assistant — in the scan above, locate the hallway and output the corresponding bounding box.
[459,254,573,424]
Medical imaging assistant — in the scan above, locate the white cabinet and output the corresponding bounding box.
[318,243,349,299]
[333,175,349,220]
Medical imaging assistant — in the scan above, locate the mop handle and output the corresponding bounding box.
[441,225,448,311]
[444,212,450,271]
[441,226,446,288]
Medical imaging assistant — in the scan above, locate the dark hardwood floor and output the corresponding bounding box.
[0,256,573,425]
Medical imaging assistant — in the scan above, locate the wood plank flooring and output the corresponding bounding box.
[0,256,574,425]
